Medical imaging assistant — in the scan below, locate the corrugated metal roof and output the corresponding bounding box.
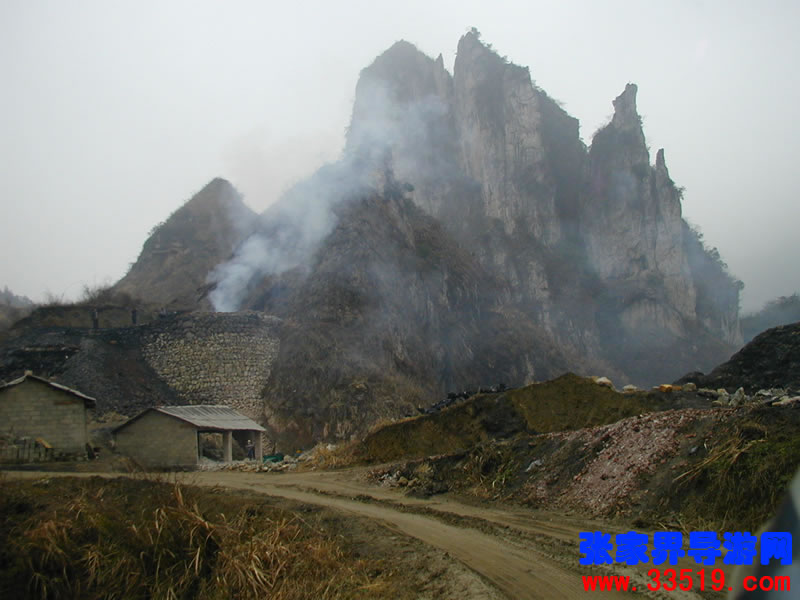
[153,405,265,432]
[0,372,96,408]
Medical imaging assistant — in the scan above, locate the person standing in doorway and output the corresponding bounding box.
[246,439,255,460]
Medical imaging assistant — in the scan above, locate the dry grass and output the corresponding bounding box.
[673,423,767,486]
[300,441,361,470]
[0,477,394,600]
[459,444,520,500]
[671,411,800,531]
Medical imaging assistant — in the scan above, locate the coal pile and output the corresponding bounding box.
[676,321,800,393]
[416,384,508,415]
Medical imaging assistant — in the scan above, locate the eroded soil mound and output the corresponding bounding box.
[358,340,800,535]
[373,402,800,532]
[350,374,708,464]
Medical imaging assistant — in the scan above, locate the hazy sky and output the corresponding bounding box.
[1,0,798,312]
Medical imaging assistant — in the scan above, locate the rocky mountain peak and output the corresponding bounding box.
[336,34,740,388]
[100,33,743,444]
[193,177,237,203]
[456,29,486,55]
[592,83,649,167]
[655,147,666,167]
[611,83,640,128]
[351,40,448,105]
[179,178,252,226]
[111,178,256,308]
[655,147,670,174]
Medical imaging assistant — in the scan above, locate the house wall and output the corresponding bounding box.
[114,411,198,467]
[0,379,88,456]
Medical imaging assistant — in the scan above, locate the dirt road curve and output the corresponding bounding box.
[5,468,706,600]
[206,471,597,600]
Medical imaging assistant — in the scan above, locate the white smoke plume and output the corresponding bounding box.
[208,76,452,312]
[207,162,364,311]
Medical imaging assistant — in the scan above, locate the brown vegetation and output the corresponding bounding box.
[0,476,397,599]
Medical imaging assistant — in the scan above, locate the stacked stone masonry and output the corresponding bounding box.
[142,312,281,420]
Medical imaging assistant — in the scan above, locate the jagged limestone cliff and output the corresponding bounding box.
[1,32,743,448]
[197,32,742,443]
[251,172,601,446]
[334,32,742,388]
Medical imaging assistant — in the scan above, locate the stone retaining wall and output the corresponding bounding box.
[142,312,281,420]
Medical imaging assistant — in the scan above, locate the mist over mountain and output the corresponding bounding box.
[0,287,33,309]
[0,286,34,332]
[168,31,736,442]
[740,293,800,343]
[7,31,743,446]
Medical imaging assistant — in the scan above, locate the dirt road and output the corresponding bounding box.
[5,468,710,599]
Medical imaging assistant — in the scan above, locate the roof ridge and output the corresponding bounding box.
[115,404,265,433]
[0,372,96,408]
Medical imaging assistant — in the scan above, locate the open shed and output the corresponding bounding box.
[0,371,96,461]
[113,405,265,468]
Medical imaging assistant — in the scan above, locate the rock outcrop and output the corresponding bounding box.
[248,172,604,446]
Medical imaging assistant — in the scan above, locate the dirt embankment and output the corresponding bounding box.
[370,402,800,532]
[350,374,708,464]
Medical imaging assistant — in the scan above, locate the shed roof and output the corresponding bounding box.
[0,372,96,408]
[115,405,265,433]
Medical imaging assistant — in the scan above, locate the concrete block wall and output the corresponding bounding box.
[142,312,281,420]
[114,410,198,467]
[0,379,88,455]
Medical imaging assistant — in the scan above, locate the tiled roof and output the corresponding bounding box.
[116,405,265,432]
[0,372,96,408]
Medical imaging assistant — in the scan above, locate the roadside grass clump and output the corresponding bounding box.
[300,441,361,470]
[672,407,800,531]
[0,477,393,600]
[459,442,521,500]
[301,416,419,470]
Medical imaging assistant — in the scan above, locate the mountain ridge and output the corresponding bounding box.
[1,32,745,447]
[115,32,743,442]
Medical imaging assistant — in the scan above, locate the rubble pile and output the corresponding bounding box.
[690,386,800,407]
[370,459,449,497]
[196,456,299,473]
[551,408,721,514]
